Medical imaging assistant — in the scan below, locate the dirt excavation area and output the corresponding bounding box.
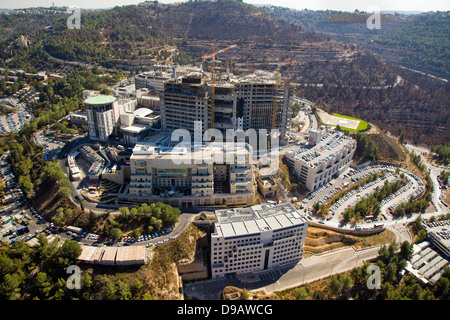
[304,226,396,257]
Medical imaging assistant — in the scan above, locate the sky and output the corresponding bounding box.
[0,0,449,12]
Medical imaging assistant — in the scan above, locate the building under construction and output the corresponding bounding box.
[160,70,293,144]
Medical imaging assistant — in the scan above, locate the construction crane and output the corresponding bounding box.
[236,59,297,130]
[201,44,237,131]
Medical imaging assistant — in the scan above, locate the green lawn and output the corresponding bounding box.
[331,113,369,132]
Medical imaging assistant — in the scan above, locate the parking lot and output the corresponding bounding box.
[62,227,176,248]
[0,98,34,134]
[302,164,425,229]
[0,152,47,243]
[33,130,66,161]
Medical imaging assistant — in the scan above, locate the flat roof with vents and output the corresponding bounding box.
[214,203,308,238]
[78,245,146,266]
[85,95,116,105]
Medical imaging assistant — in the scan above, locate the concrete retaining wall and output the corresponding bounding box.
[309,222,385,236]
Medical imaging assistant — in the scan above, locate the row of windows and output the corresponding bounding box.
[273,229,299,240]
[224,264,260,272]
[222,258,261,267]
[213,265,259,273]
[213,251,260,260]
[273,241,300,252]
[213,237,261,246]
[213,249,262,256]
[273,253,302,265]
[273,247,300,259]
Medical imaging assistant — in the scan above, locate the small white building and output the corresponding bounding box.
[119,108,159,144]
[406,241,449,285]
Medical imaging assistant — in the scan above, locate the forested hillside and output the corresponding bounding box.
[264,6,450,79]
[44,1,342,67]
[43,5,174,64]
[294,52,449,146]
[0,0,448,146]
[262,6,449,146]
[374,12,450,79]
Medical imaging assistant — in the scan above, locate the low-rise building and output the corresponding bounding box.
[78,245,147,266]
[405,241,449,285]
[424,219,450,258]
[69,111,88,126]
[257,176,277,198]
[211,202,308,278]
[135,71,170,92]
[119,108,160,144]
[123,141,256,207]
[78,145,106,184]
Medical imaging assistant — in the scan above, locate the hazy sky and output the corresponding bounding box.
[1,0,449,12]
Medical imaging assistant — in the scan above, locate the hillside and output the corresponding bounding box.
[0,1,448,147]
[264,7,449,146]
[40,1,350,69]
[374,12,450,79]
[297,54,449,146]
[263,7,450,79]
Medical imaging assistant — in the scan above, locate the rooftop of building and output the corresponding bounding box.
[78,245,146,266]
[424,219,450,250]
[258,176,276,186]
[134,107,153,118]
[121,123,151,133]
[287,131,355,168]
[85,95,116,105]
[135,66,203,80]
[135,71,171,79]
[213,203,308,238]
[406,241,449,285]
[131,141,251,158]
[163,69,287,89]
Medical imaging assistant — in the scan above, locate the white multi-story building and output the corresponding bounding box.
[135,71,170,92]
[211,202,308,278]
[124,141,256,207]
[135,65,202,92]
[85,95,136,142]
[285,130,357,191]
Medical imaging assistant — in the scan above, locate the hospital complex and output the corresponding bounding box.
[67,66,363,277]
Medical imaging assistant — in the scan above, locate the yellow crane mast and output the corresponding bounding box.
[201,44,237,131]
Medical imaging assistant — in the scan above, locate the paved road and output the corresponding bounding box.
[184,221,414,300]
[405,143,449,214]
[42,46,117,73]
[61,210,200,247]
[261,246,380,294]
[184,245,381,299]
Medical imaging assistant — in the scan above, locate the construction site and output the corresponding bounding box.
[160,44,298,145]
